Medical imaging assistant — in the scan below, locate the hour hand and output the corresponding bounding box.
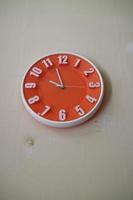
[49,80,64,88]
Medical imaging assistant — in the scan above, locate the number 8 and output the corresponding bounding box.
[28,96,39,105]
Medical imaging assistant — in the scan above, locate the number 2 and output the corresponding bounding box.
[84,68,94,76]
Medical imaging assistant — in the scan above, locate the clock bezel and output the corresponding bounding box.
[21,52,104,128]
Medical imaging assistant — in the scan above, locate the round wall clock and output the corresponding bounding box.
[21,52,104,128]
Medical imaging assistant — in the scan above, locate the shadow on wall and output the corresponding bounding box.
[90,59,112,119]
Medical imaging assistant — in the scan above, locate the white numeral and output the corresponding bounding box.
[25,83,36,88]
[86,95,97,103]
[84,68,94,76]
[59,109,66,121]
[75,105,85,116]
[30,67,42,77]
[89,82,100,88]
[28,96,39,104]
[42,58,53,68]
[40,105,51,116]
[58,55,68,64]
[74,58,81,67]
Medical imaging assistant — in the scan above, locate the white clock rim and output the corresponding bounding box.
[21,52,104,128]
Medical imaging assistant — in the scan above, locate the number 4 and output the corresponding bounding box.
[86,95,97,103]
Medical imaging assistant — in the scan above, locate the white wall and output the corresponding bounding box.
[0,0,133,200]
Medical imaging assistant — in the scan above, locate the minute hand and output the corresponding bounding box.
[55,68,64,87]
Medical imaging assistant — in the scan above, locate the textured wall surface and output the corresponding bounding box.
[0,0,133,200]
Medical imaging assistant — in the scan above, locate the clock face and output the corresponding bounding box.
[21,52,104,127]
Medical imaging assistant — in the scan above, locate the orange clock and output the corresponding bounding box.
[21,52,104,127]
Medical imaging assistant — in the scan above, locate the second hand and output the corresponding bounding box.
[64,85,85,88]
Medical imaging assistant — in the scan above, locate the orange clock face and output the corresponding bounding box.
[21,53,104,127]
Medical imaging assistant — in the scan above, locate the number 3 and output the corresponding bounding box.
[89,82,100,88]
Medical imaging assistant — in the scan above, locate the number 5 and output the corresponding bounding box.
[75,105,85,116]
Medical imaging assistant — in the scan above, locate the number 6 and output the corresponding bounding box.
[59,109,66,121]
